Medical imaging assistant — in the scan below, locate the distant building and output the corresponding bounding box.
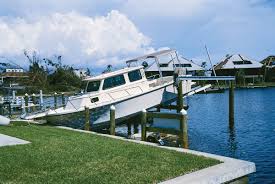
[73,68,88,78]
[214,54,263,83]
[261,56,275,81]
[146,55,204,76]
[5,68,24,73]
[261,56,275,68]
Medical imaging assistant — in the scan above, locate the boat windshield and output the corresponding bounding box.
[86,81,101,92]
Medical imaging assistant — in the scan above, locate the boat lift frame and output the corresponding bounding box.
[178,75,235,125]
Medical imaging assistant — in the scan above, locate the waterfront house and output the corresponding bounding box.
[145,53,204,77]
[261,56,275,81]
[214,54,263,83]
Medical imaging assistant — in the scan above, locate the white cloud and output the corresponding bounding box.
[0,10,153,68]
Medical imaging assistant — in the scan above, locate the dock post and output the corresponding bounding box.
[0,103,3,115]
[32,93,36,112]
[110,105,115,135]
[8,102,12,117]
[127,122,132,137]
[39,90,43,109]
[21,97,26,115]
[141,109,147,141]
[12,90,16,103]
[177,80,183,113]
[229,81,234,125]
[84,106,90,131]
[54,92,57,109]
[180,109,188,149]
[61,93,65,107]
[24,93,29,113]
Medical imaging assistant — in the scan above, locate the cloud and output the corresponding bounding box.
[0,10,153,68]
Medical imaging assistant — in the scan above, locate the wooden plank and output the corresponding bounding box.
[147,112,181,120]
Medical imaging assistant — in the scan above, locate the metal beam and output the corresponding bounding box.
[178,76,235,81]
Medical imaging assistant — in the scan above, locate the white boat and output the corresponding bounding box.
[22,66,183,128]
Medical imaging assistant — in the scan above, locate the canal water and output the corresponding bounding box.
[186,87,275,183]
[117,87,275,183]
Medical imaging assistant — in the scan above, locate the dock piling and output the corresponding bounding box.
[141,109,147,141]
[54,92,57,109]
[39,90,43,109]
[24,93,29,113]
[177,80,183,112]
[180,109,188,149]
[32,93,36,112]
[61,93,65,107]
[84,106,90,131]
[110,105,115,135]
[229,81,235,125]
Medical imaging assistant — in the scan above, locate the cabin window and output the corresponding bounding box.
[233,60,252,65]
[86,81,101,92]
[128,70,142,82]
[91,97,99,103]
[159,64,169,67]
[103,74,126,90]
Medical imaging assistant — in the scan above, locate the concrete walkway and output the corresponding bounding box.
[0,134,30,147]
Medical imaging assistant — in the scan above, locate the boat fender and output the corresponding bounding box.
[0,115,10,125]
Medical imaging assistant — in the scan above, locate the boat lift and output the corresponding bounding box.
[177,75,235,124]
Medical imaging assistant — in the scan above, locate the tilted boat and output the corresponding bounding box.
[22,66,184,128]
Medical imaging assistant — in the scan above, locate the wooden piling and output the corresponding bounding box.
[54,92,57,109]
[229,81,234,125]
[0,103,3,115]
[8,102,12,117]
[84,106,90,131]
[39,90,43,109]
[177,80,183,113]
[32,93,36,112]
[110,105,115,135]
[61,93,65,107]
[24,93,29,113]
[141,109,147,141]
[127,122,132,137]
[180,109,188,149]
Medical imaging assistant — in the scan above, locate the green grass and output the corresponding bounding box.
[0,123,220,184]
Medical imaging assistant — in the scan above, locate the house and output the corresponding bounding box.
[261,56,275,68]
[143,51,204,76]
[214,54,263,83]
[261,56,275,81]
[5,68,24,73]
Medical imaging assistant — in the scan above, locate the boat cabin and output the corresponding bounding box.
[83,66,146,93]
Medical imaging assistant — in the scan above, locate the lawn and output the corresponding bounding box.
[0,123,220,184]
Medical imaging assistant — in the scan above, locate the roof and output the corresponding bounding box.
[126,49,176,64]
[261,56,275,68]
[214,54,262,70]
[83,66,143,81]
[146,56,204,72]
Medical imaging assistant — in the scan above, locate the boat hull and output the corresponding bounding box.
[41,83,176,129]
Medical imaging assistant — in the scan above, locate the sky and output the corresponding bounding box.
[0,0,274,71]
